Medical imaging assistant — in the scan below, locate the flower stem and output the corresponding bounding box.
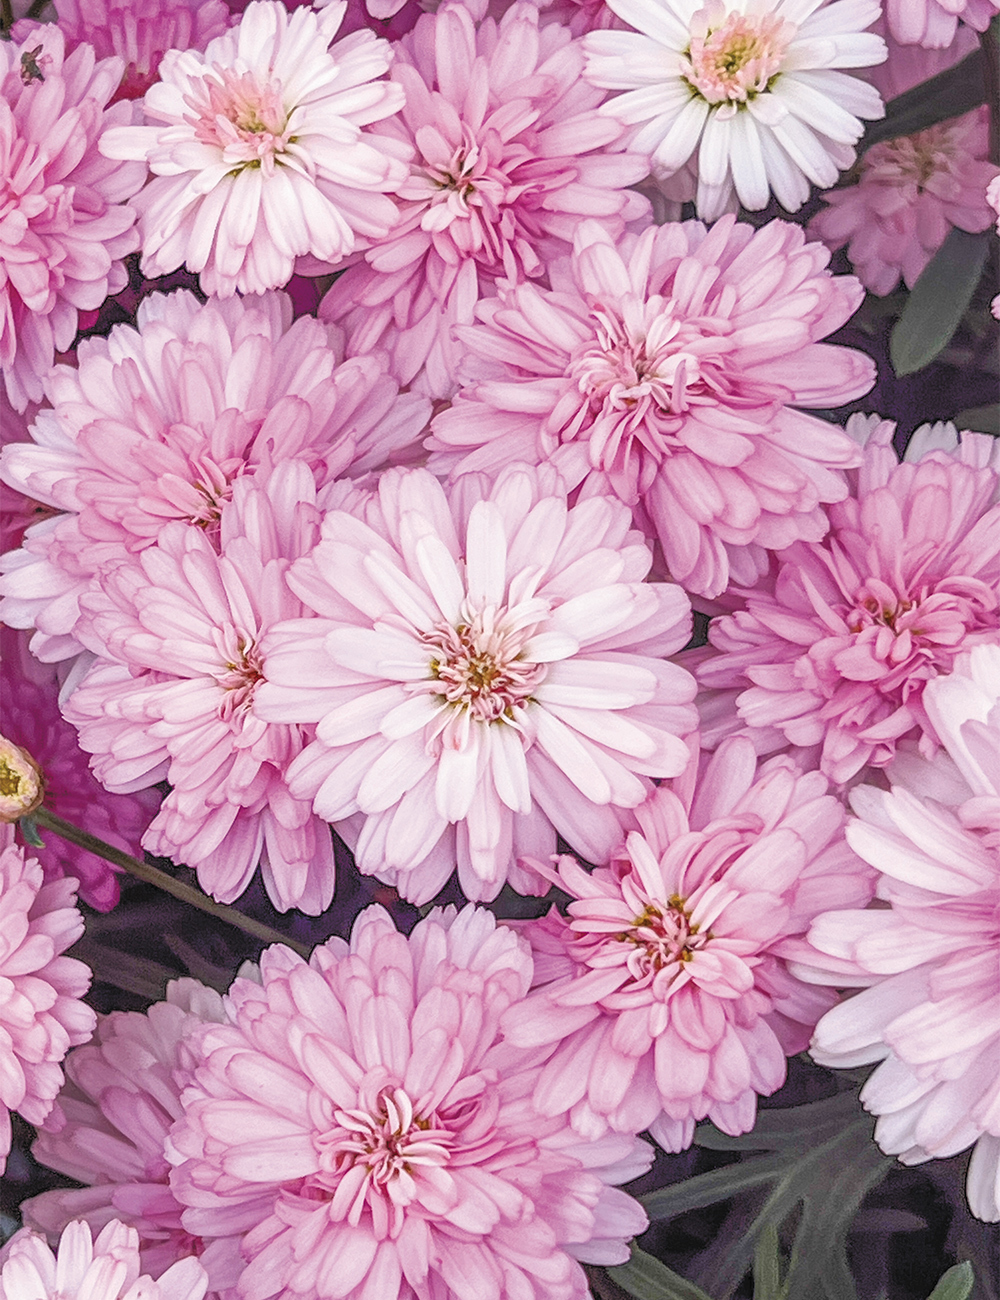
[0,0,13,38]
[33,806,310,958]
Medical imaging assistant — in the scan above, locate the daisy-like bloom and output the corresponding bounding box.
[24,980,244,1293]
[0,288,429,663]
[63,464,337,914]
[0,27,145,412]
[503,737,873,1150]
[319,0,651,398]
[581,0,886,220]
[256,462,697,904]
[0,824,96,1177]
[800,645,1000,1221]
[695,419,1000,783]
[99,1,409,297]
[429,217,872,600]
[168,904,652,1300]
[809,108,1000,295]
[0,1220,208,1300]
[883,0,1000,47]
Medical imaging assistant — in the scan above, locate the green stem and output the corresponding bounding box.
[25,0,51,17]
[983,19,1000,166]
[33,807,310,959]
[0,0,14,38]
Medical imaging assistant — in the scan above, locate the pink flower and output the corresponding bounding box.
[99,1,409,296]
[883,0,1000,47]
[696,419,1000,783]
[810,108,999,295]
[0,623,158,911]
[0,825,96,1176]
[989,174,1000,231]
[24,980,243,1295]
[167,904,651,1300]
[0,1220,207,1300]
[256,463,697,904]
[0,288,429,663]
[63,464,337,915]
[503,738,872,1151]
[319,0,650,398]
[0,26,145,412]
[863,15,979,100]
[801,645,1000,1221]
[429,217,872,599]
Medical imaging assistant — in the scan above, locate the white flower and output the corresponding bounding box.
[583,0,887,219]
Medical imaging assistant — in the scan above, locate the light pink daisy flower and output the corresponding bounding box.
[0,825,96,1177]
[429,217,873,600]
[256,462,697,904]
[799,645,1000,1221]
[319,0,651,398]
[0,26,145,412]
[503,738,872,1151]
[99,1,409,297]
[24,980,243,1296]
[167,904,652,1300]
[582,0,886,220]
[0,1221,207,1300]
[62,464,337,915]
[695,419,1000,783]
[0,288,429,663]
[884,0,1000,47]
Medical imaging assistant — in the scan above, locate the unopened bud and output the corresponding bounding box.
[0,735,44,821]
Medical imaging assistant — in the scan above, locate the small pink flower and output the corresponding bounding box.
[167,904,651,1300]
[883,0,1000,47]
[504,738,872,1150]
[0,825,96,1176]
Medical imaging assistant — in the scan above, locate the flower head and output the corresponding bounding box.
[883,0,1000,47]
[167,904,651,1300]
[582,0,886,219]
[0,733,42,822]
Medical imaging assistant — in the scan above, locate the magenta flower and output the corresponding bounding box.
[167,904,651,1300]
[256,463,697,904]
[696,419,1000,783]
[0,27,145,412]
[0,826,96,1177]
[63,465,337,914]
[430,217,872,599]
[884,0,1000,47]
[319,0,650,397]
[503,738,872,1151]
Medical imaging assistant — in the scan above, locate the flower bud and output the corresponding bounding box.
[0,735,44,821]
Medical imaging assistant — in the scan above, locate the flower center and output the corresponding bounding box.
[617,898,710,980]
[214,631,264,720]
[0,737,43,821]
[187,66,292,175]
[864,123,963,191]
[680,9,794,106]
[572,305,703,418]
[421,603,548,724]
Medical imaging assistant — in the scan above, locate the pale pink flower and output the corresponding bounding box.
[503,738,872,1151]
[800,645,1000,1221]
[0,26,145,412]
[63,464,337,915]
[24,980,243,1295]
[99,1,409,296]
[883,0,1000,47]
[0,825,96,1176]
[319,0,650,398]
[582,0,886,220]
[988,174,1000,231]
[257,463,697,904]
[696,419,1000,783]
[863,14,979,100]
[168,904,652,1300]
[0,288,429,663]
[430,217,872,600]
[0,1220,207,1300]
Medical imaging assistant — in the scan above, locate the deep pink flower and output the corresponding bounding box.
[0,825,96,1177]
[319,1,651,398]
[696,419,1000,783]
[256,463,697,904]
[430,217,872,599]
[883,0,1000,47]
[0,26,145,412]
[63,465,337,914]
[167,904,651,1300]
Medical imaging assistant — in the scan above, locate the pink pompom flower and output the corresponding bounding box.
[0,825,96,1176]
[883,0,1000,47]
[430,217,873,599]
[99,0,409,296]
[0,26,145,412]
[503,738,872,1151]
[256,462,697,904]
[319,0,651,398]
[167,904,651,1300]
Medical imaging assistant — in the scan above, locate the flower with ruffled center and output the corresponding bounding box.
[681,10,792,105]
[0,734,43,822]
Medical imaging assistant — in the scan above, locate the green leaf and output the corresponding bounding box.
[753,1224,784,1300]
[607,1247,715,1300]
[861,50,987,151]
[928,1262,975,1300]
[890,228,991,377]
